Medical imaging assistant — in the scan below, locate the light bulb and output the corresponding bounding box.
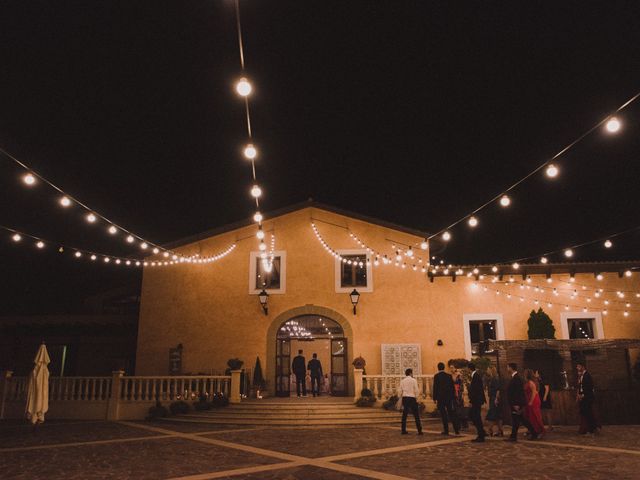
[625,270,632,277]
[624,311,629,317]
[254,212,263,223]
[104,257,110,263]
[564,249,573,258]
[545,163,559,178]
[596,274,603,281]
[442,231,451,241]
[115,259,121,264]
[472,268,479,275]
[12,233,21,242]
[90,254,97,261]
[468,216,478,227]
[23,173,36,185]
[141,242,148,250]
[406,247,414,257]
[540,256,548,264]
[256,228,265,240]
[243,144,257,160]
[36,241,45,249]
[251,185,262,198]
[60,196,71,207]
[499,195,511,207]
[491,266,498,273]
[152,248,159,254]
[259,241,267,251]
[420,240,428,250]
[235,77,252,96]
[75,251,82,258]
[108,225,117,235]
[605,117,621,133]
[126,235,135,243]
[87,213,97,223]
[512,262,520,270]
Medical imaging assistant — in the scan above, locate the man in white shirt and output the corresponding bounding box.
[399,368,423,435]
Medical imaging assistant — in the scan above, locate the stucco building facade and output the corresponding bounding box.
[136,202,640,396]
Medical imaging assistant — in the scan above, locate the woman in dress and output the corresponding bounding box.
[523,369,545,437]
[450,364,469,429]
[485,366,503,436]
[535,369,553,431]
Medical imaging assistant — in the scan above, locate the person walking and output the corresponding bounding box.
[576,361,598,435]
[399,368,423,435]
[485,366,504,437]
[307,353,323,397]
[468,363,487,442]
[505,363,537,441]
[535,369,553,431]
[291,350,307,397]
[432,362,460,435]
[450,363,469,429]
[523,369,545,437]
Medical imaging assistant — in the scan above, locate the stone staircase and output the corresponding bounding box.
[160,398,405,426]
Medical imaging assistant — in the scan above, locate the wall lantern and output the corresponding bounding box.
[258,289,269,315]
[350,288,360,315]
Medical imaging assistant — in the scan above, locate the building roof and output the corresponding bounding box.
[163,199,433,250]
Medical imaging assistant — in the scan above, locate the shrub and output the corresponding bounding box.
[527,308,556,339]
[252,356,266,390]
[355,396,376,407]
[360,388,374,398]
[193,401,212,411]
[227,358,244,371]
[382,395,399,410]
[147,401,169,419]
[169,400,191,415]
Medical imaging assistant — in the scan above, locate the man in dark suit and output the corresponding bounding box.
[468,362,487,442]
[307,353,324,397]
[432,362,460,435]
[291,350,307,397]
[576,361,598,434]
[506,362,537,441]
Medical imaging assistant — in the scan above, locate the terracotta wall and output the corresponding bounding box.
[137,206,640,394]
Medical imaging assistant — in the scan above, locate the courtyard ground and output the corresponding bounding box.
[1,418,640,479]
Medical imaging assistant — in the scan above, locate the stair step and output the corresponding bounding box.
[182,413,397,421]
[161,417,399,426]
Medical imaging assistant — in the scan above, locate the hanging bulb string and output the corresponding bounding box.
[428,89,640,240]
[474,283,638,314]
[486,223,640,266]
[0,146,191,258]
[1,224,236,267]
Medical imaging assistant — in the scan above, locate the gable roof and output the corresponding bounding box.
[163,199,432,250]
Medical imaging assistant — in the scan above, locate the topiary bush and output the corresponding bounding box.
[527,308,556,339]
[147,401,169,419]
[169,400,191,415]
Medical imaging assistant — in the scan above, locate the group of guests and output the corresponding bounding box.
[291,350,326,397]
[401,360,597,441]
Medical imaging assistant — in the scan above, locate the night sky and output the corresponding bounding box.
[1,1,640,314]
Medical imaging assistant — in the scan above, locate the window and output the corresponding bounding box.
[463,314,505,359]
[249,251,286,294]
[334,249,373,293]
[560,312,604,339]
[469,320,497,355]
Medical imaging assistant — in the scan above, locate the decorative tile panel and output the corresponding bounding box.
[381,344,422,375]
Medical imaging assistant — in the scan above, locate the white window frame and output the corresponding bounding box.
[249,250,286,294]
[462,313,505,359]
[560,312,604,340]
[334,249,373,293]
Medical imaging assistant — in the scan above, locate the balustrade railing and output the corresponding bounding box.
[363,374,433,400]
[119,376,230,402]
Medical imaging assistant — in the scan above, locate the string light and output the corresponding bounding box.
[108,225,118,235]
[540,257,548,264]
[126,235,135,244]
[468,216,478,227]
[86,213,97,223]
[251,185,262,198]
[235,77,252,97]
[12,233,21,242]
[23,173,36,185]
[36,241,45,249]
[59,196,71,207]
[604,240,613,248]
[545,163,559,178]
[499,195,511,207]
[253,212,263,223]
[564,249,574,258]
[243,144,257,160]
[420,240,428,250]
[442,231,451,241]
[606,117,621,133]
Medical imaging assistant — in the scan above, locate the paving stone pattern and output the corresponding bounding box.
[2,420,640,479]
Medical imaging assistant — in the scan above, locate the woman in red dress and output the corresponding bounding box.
[523,369,545,436]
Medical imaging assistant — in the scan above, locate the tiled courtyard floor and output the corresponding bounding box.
[1,419,640,479]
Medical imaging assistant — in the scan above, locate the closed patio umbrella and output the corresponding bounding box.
[25,343,50,424]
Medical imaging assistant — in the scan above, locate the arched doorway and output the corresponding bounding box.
[267,306,353,397]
